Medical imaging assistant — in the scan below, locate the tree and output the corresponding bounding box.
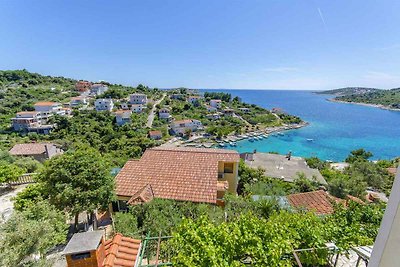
[0,161,25,185]
[13,183,48,211]
[293,173,318,193]
[37,146,115,231]
[345,149,373,163]
[0,201,67,266]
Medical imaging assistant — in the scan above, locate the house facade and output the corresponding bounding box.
[90,84,109,96]
[187,95,201,104]
[206,105,217,112]
[95,99,114,111]
[34,102,65,118]
[149,130,162,140]
[238,107,250,113]
[70,96,88,108]
[210,99,222,109]
[129,93,147,105]
[158,108,171,120]
[63,231,141,267]
[114,110,132,126]
[170,93,185,100]
[131,104,144,113]
[114,147,240,210]
[11,111,53,134]
[170,119,202,136]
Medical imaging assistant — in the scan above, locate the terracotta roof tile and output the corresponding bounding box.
[104,233,141,267]
[16,111,40,115]
[287,190,337,215]
[149,130,162,136]
[34,101,60,106]
[116,147,239,204]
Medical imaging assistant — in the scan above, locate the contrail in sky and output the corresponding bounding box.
[317,7,327,28]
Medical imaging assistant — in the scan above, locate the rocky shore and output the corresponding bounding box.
[163,121,310,149]
[329,98,400,112]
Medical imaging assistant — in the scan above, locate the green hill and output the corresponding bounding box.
[316,87,381,96]
[335,88,400,109]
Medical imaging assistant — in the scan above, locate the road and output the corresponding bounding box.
[146,94,166,128]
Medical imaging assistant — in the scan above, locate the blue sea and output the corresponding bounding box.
[201,89,400,161]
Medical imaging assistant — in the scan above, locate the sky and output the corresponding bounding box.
[1,0,400,90]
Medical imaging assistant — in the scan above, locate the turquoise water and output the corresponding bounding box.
[202,90,400,161]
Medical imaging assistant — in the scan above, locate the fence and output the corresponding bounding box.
[1,173,37,186]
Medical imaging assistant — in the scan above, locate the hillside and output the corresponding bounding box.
[316,87,381,96]
[0,70,79,129]
[335,88,400,109]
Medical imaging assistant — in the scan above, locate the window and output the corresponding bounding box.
[118,200,128,212]
[224,163,234,173]
[71,252,91,260]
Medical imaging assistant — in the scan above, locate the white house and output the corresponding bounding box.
[120,102,129,110]
[95,99,114,111]
[158,108,171,120]
[115,110,132,126]
[171,119,203,136]
[70,96,88,107]
[90,84,109,96]
[149,130,163,140]
[206,113,221,120]
[170,94,185,100]
[187,95,201,104]
[238,107,250,113]
[11,111,53,134]
[131,104,144,113]
[129,93,147,105]
[210,99,222,109]
[206,105,217,112]
[34,102,65,118]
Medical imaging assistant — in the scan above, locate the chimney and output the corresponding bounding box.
[63,231,106,267]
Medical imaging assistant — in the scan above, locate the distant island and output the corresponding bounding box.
[317,87,400,111]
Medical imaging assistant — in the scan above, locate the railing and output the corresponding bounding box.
[137,232,173,267]
[1,173,37,186]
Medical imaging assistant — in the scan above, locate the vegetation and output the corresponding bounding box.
[0,69,78,130]
[0,201,67,267]
[318,86,400,109]
[316,87,381,96]
[36,146,115,231]
[166,201,384,266]
[49,110,155,166]
[308,149,396,198]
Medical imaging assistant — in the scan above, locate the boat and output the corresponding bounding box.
[229,142,236,146]
[249,137,254,142]
[277,132,284,136]
[219,143,226,147]
[306,138,314,142]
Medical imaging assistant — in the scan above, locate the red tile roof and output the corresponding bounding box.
[104,234,141,267]
[34,101,59,106]
[128,184,154,205]
[149,130,162,137]
[16,111,40,115]
[172,119,193,124]
[115,147,239,204]
[287,190,337,215]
